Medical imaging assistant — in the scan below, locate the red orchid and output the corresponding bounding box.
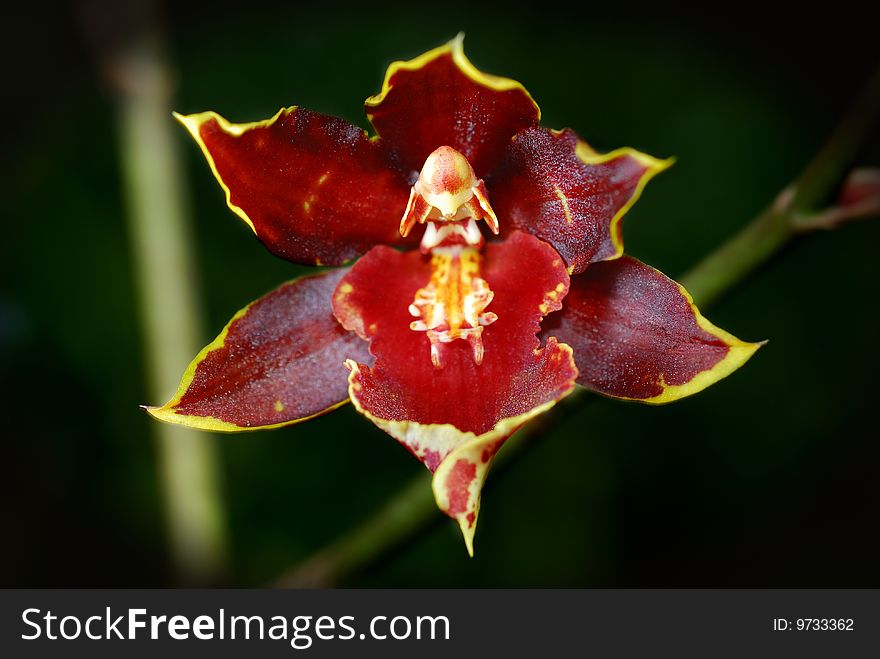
[146,36,761,554]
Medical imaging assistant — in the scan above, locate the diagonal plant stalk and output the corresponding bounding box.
[681,65,880,306]
[276,64,880,588]
[110,15,229,584]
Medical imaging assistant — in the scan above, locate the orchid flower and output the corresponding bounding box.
[146,36,761,554]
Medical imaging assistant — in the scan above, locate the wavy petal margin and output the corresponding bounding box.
[365,34,540,177]
[145,269,369,431]
[175,108,413,266]
[333,232,578,552]
[489,127,672,274]
[541,256,762,403]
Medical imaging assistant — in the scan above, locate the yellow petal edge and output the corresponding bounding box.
[173,107,293,236]
[365,33,540,123]
[611,270,764,405]
[575,140,675,266]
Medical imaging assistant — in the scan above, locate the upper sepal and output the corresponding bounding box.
[365,34,540,177]
[145,268,369,431]
[541,255,762,403]
[175,108,414,266]
[489,127,672,274]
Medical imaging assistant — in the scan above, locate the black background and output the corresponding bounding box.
[2,0,879,587]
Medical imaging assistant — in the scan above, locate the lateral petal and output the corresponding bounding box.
[333,232,578,551]
[489,127,671,274]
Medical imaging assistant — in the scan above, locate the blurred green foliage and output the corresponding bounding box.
[2,1,878,586]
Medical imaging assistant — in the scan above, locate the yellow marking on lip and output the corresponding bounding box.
[274,400,284,412]
[409,248,495,366]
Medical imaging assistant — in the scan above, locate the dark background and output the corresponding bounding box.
[2,0,879,587]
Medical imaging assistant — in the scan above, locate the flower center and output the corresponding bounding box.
[399,146,499,252]
[409,246,497,367]
[401,146,500,367]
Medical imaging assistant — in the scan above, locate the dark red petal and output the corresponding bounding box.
[146,268,368,430]
[176,108,414,266]
[489,127,671,274]
[541,256,762,403]
[365,35,540,177]
[333,232,577,551]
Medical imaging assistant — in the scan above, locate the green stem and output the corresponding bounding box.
[113,25,228,584]
[281,473,434,588]
[276,65,880,588]
[276,391,589,587]
[681,64,880,306]
[677,204,790,308]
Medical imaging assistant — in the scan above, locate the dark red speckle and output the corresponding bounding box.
[445,459,477,516]
[423,449,442,472]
